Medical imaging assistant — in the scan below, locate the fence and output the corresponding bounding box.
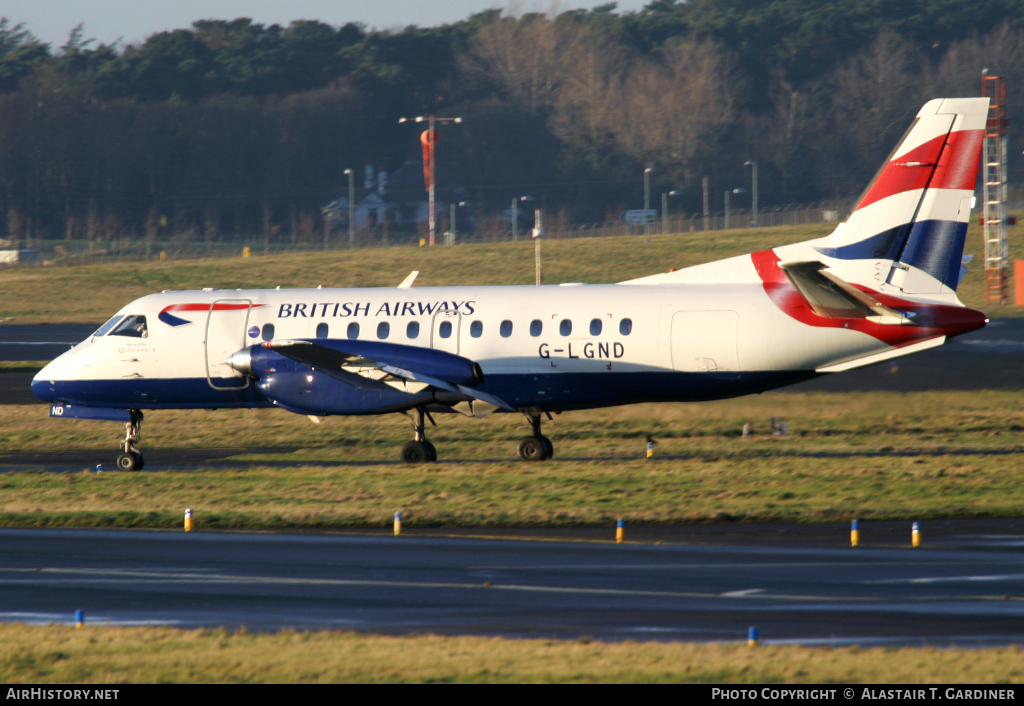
[3,189,1020,269]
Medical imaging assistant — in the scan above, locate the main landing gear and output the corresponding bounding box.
[396,407,555,464]
[116,410,145,472]
[400,406,437,464]
[518,413,554,462]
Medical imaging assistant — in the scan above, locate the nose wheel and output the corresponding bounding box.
[518,413,553,461]
[400,407,437,463]
[116,410,144,472]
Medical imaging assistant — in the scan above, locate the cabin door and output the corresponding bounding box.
[670,310,740,372]
[205,299,253,388]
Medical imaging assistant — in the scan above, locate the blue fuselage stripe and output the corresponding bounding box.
[32,371,817,413]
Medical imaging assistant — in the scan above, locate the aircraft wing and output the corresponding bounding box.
[267,339,514,411]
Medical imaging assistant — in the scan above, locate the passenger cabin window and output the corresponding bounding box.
[315,323,328,339]
[439,321,453,339]
[407,321,420,339]
[377,322,390,339]
[590,319,602,336]
[262,323,275,341]
[530,320,542,337]
[559,319,572,336]
[470,320,483,338]
[93,315,124,337]
[500,320,513,338]
[347,322,360,339]
[620,318,632,335]
[110,315,148,338]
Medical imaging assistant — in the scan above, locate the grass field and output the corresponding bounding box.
[0,218,1021,527]
[1,215,1021,324]
[1,624,1021,683]
[2,390,1024,529]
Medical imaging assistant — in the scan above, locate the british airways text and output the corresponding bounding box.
[277,301,477,318]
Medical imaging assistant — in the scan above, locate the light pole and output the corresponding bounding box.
[399,115,462,246]
[702,176,709,231]
[661,190,682,234]
[448,201,468,245]
[725,188,747,230]
[512,195,533,242]
[745,160,758,226]
[344,168,354,247]
[644,167,652,235]
[533,208,543,285]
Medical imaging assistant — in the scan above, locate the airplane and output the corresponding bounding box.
[33,97,990,471]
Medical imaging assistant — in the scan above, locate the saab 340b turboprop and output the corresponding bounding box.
[34,98,990,470]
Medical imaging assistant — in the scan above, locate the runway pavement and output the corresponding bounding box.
[1,525,1023,645]
[0,324,96,363]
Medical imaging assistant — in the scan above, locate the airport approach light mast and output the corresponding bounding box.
[399,115,462,246]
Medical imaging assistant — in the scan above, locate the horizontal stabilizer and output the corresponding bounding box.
[778,261,912,324]
[816,336,945,373]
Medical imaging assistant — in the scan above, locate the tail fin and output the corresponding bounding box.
[795,98,987,297]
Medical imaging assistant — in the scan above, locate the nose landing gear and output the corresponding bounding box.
[400,406,437,464]
[116,410,144,472]
[518,413,553,461]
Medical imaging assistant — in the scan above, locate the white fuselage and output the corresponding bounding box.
[34,277,944,414]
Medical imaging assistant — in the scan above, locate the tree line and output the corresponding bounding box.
[1,0,1023,246]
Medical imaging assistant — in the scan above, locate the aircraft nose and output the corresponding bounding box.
[31,369,57,402]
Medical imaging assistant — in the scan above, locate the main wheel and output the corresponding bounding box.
[401,440,433,464]
[422,440,438,462]
[117,452,141,472]
[540,436,554,459]
[136,455,145,471]
[517,437,547,462]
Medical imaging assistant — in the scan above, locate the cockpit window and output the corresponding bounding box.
[93,315,125,338]
[109,315,149,338]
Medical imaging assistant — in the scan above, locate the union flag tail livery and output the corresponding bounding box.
[33,98,990,468]
[799,97,985,298]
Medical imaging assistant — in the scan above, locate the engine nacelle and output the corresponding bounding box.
[255,370,435,415]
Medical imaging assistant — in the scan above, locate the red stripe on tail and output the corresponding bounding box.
[854,134,947,211]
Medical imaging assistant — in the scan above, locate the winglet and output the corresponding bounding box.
[398,271,419,289]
